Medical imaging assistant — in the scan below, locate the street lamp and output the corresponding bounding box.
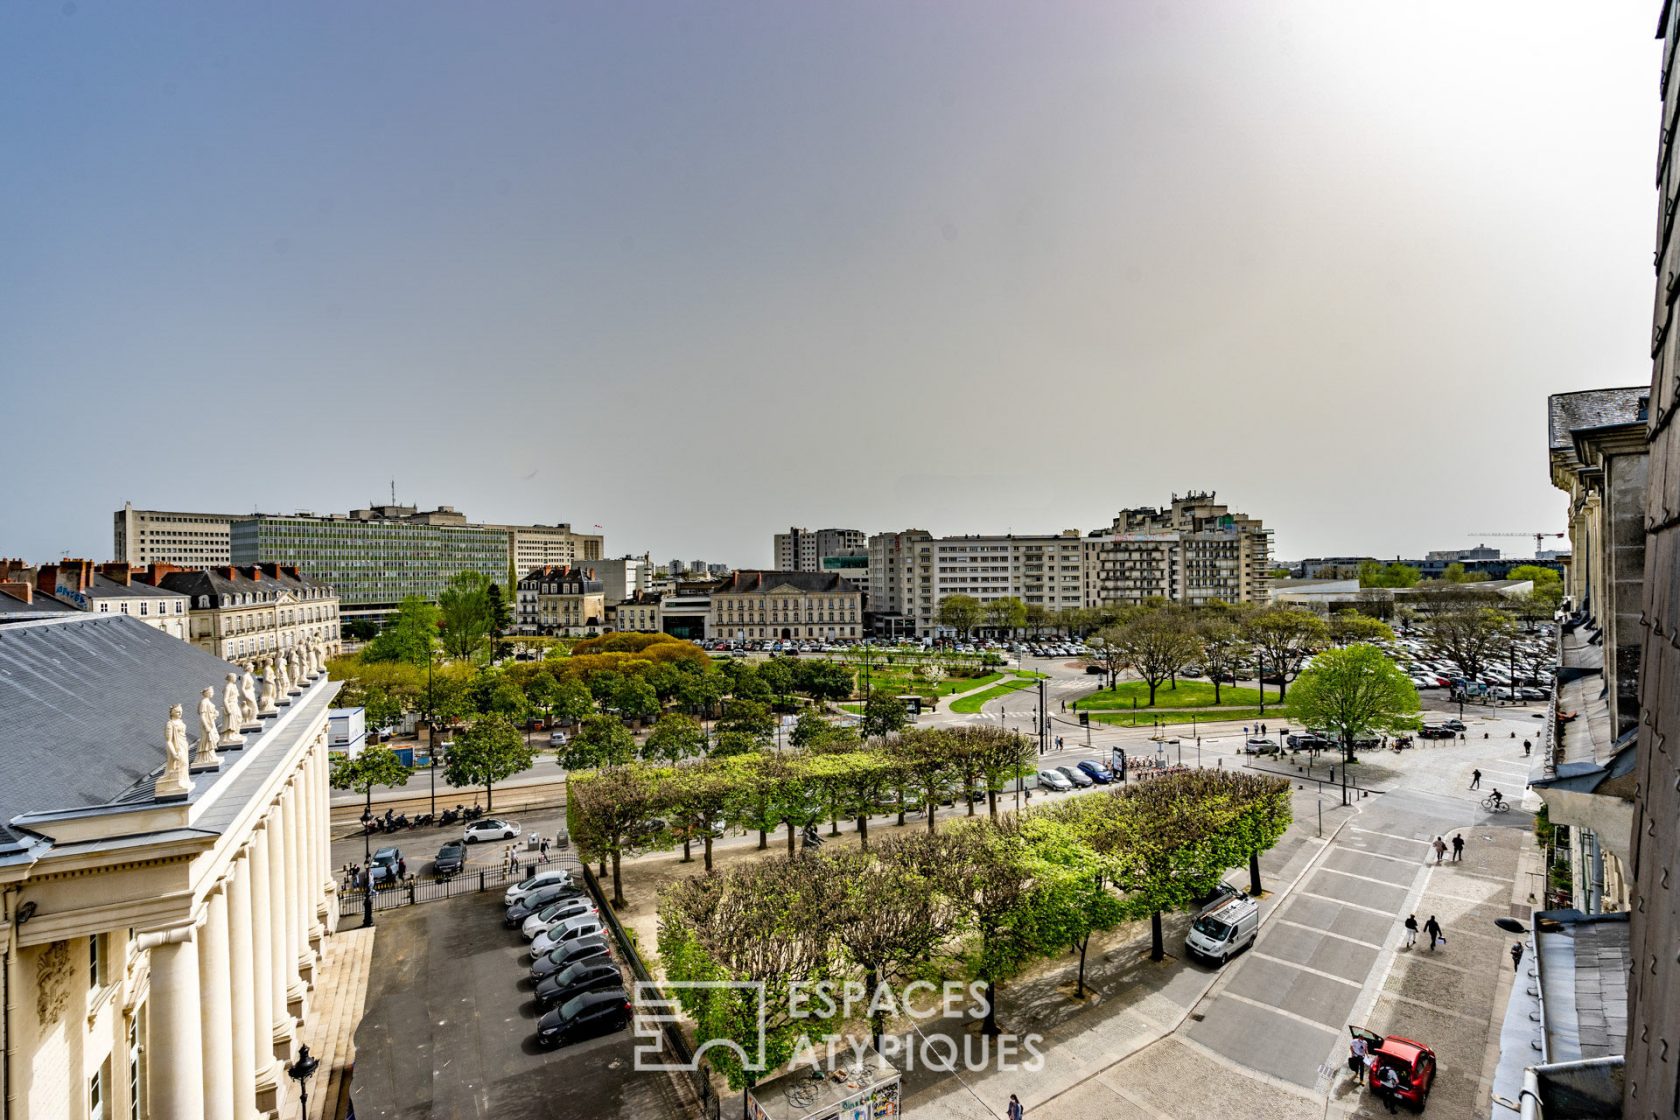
[286,1044,319,1117]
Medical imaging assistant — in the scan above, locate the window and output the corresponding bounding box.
[90,1070,104,1120]
[98,602,109,613]
[89,934,103,988]
[128,1018,140,1120]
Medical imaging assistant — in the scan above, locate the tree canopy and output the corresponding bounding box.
[1288,643,1419,763]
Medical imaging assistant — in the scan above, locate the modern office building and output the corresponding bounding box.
[591,555,652,606]
[1082,492,1272,608]
[865,529,1085,636]
[229,510,507,619]
[495,522,604,575]
[0,613,339,1120]
[774,528,866,573]
[113,502,242,566]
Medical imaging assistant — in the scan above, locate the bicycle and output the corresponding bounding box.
[1480,796,1509,813]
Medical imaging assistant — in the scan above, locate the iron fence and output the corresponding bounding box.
[337,850,581,916]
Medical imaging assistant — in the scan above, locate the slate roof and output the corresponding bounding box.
[0,614,245,834]
[80,573,188,601]
[155,565,327,600]
[1535,910,1630,1062]
[1547,387,1648,451]
[716,570,861,595]
[0,589,78,620]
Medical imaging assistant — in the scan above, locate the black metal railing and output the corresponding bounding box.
[337,850,581,916]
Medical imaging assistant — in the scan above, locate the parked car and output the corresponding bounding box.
[464,818,521,843]
[1075,760,1113,784]
[535,960,623,1008]
[1185,895,1260,965]
[520,896,598,939]
[531,915,607,958]
[1192,880,1244,914]
[1056,765,1094,789]
[1441,719,1467,733]
[504,869,574,907]
[434,841,466,877]
[1036,769,1074,792]
[1349,1027,1437,1110]
[507,885,589,929]
[369,847,402,886]
[531,936,612,982]
[1286,733,1330,751]
[536,988,633,1048]
[1084,663,1107,675]
[1244,738,1279,755]
[1417,725,1455,740]
[549,730,569,746]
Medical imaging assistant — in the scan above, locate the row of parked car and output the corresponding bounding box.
[1036,760,1116,791]
[501,871,634,1048]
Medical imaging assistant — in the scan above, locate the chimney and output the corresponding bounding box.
[138,562,183,587]
[0,581,31,604]
[36,565,58,597]
[99,562,133,586]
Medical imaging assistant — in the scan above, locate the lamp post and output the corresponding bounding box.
[1257,650,1266,717]
[286,1044,320,1118]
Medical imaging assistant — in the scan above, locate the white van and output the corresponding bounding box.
[1185,896,1259,965]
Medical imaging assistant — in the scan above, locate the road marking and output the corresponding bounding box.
[1296,891,1395,918]
[1390,952,1481,977]
[1269,918,1384,950]
[1313,866,1415,890]
[1349,827,1432,846]
[1247,951,1364,988]
[1214,991,1347,1034]
[1374,990,1488,1024]
[1330,847,1423,867]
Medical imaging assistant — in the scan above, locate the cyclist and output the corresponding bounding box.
[1489,789,1505,809]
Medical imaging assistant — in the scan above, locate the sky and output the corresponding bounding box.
[0,2,1663,567]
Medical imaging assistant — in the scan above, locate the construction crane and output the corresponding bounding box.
[1468,532,1567,556]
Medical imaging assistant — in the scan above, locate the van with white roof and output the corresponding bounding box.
[1185,895,1259,965]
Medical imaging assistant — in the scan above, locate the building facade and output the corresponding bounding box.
[144,564,343,670]
[1083,492,1271,608]
[773,528,865,573]
[515,566,606,636]
[866,530,1085,635]
[710,571,862,641]
[497,523,604,575]
[113,503,240,567]
[0,560,192,641]
[592,555,651,606]
[0,614,338,1120]
[607,591,661,633]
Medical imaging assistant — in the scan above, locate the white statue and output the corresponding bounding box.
[194,688,221,767]
[239,671,260,725]
[155,704,192,799]
[288,647,304,690]
[266,656,288,707]
[309,638,323,675]
[220,673,244,744]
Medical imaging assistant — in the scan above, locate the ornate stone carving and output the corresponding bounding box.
[193,689,222,769]
[239,671,261,727]
[35,940,72,1026]
[220,673,244,745]
[258,659,279,715]
[156,704,193,799]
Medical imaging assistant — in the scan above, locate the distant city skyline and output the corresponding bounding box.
[0,4,1657,566]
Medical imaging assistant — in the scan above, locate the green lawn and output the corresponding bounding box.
[1086,706,1293,728]
[949,677,1037,714]
[1075,679,1280,710]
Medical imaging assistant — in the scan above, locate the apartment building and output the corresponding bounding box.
[1083,492,1271,608]
[113,502,241,566]
[515,565,606,636]
[608,590,661,633]
[0,559,192,640]
[774,527,865,572]
[867,530,1085,635]
[145,563,342,669]
[497,522,604,574]
[592,554,652,605]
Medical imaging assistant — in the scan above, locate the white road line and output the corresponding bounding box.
[1295,891,1397,918]
[1349,827,1433,846]
[1375,990,1488,1025]
[1328,847,1424,867]
[1312,866,1414,890]
[1245,951,1365,988]
[1268,918,1385,950]
[1214,991,1347,1035]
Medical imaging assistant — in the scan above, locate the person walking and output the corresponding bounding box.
[1403,914,1418,948]
[1432,837,1447,865]
[1511,943,1525,971]
[1007,1093,1025,1120]
[1451,833,1465,862]
[1523,738,1532,757]
[397,856,406,880]
[540,837,550,864]
[1423,915,1442,951]
[1376,1064,1401,1113]
[1349,1035,1369,1082]
[1470,769,1482,790]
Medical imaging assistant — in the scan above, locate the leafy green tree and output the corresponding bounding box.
[794,658,853,702]
[1104,607,1199,705]
[1289,643,1419,777]
[329,747,412,823]
[860,692,910,739]
[717,698,775,747]
[524,673,562,725]
[709,729,761,758]
[486,678,531,724]
[759,657,796,710]
[1243,607,1329,701]
[486,582,512,635]
[1328,610,1395,646]
[1359,561,1421,588]
[438,570,495,661]
[586,669,625,712]
[1423,602,1515,683]
[560,714,636,770]
[642,712,707,764]
[659,760,733,868]
[675,671,727,719]
[985,596,1027,638]
[549,675,594,724]
[789,711,840,751]
[613,675,662,723]
[441,713,534,811]
[362,597,440,666]
[1084,633,1128,690]
[569,764,659,906]
[938,594,983,639]
[1194,610,1250,704]
[1441,562,1490,583]
[960,726,1037,821]
[1020,812,1126,998]
[360,685,406,739]
[885,729,955,835]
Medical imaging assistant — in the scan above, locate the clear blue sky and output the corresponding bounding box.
[0,2,1662,565]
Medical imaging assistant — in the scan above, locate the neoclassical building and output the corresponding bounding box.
[141,564,341,672]
[0,613,338,1119]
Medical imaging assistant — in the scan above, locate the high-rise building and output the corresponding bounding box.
[867,529,1086,635]
[592,555,651,605]
[774,527,866,572]
[1082,492,1271,608]
[1627,7,1680,1111]
[496,522,604,576]
[113,502,241,565]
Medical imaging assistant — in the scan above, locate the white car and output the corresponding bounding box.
[531,914,607,958]
[521,897,598,939]
[464,818,521,843]
[1037,769,1074,792]
[504,869,573,907]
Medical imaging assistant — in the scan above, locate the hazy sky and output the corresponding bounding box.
[0,3,1662,566]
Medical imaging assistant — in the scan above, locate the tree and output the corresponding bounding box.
[985,597,1027,638]
[789,711,842,751]
[717,698,775,749]
[486,582,513,636]
[860,693,910,739]
[442,713,534,811]
[362,597,439,666]
[1194,613,1249,705]
[359,685,406,739]
[961,727,1037,821]
[642,712,707,764]
[794,658,853,702]
[885,729,955,835]
[1508,564,1564,626]
[1103,608,1199,706]
[758,658,796,710]
[660,761,733,869]
[1423,602,1515,684]
[613,675,662,724]
[570,765,659,907]
[1359,561,1421,589]
[938,594,983,640]
[1084,633,1128,690]
[1289,644,1419,801]
[1243,607,1329,701]
[926,821,1047,1035]
[675,671,727,719]
[560,714,637,770]
[1441,562,1490,584]
[438,570,495,661]
[1328,610,1395,647]
[1020,812,1125,999]
[329,747,411,814]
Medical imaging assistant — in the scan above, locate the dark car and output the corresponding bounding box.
[1192,880,1244,913]
[434,841,466,878]
[1286,733,1330,751]
[531,936,612,983]
[535,960,623,1008]
[536,988,633,1048]
[505,883,587,927]
[1418,725,1455,739]
[1076,760,1113,784]
[1441,719,1467,733]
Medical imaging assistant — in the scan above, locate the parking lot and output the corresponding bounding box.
[348,883,690,1120]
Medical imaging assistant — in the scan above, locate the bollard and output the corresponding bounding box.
[478,870,486,892]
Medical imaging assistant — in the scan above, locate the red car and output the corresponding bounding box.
[1350,1026,1437,1110]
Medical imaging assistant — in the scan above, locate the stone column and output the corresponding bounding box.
[285,781,313,988]
[225,853,260,1120]
[265,803,295,1054]
[197,885,236,1120]
[145,930,205,1119]
[315,745,339,936]
[302,756,323,948]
